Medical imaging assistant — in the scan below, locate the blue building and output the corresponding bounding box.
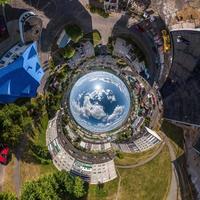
[0,42,44,104]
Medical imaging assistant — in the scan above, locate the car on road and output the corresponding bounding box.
[0,144,10,165]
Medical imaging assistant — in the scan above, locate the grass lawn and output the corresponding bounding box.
[20,112,57,186]
[2,154,16,194]
[87,146,171,200]
[2,112,57,195]
[20,161,57,187]
[34,113,49,146]
[118,146,171,200]
[87,178,118,200]
[115,144,160,166]
[161,119,184,157]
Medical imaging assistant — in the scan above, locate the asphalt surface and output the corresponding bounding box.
[161,30,200,125]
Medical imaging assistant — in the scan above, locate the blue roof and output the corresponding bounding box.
[0,42,44,104]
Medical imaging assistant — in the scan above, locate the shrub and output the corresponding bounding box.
[63,46,75,59]
[62,46,75,59]
[116,151,124,159]
[92,30,101,46]
[30,143,51,160]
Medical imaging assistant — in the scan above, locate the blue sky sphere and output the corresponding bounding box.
[69,71,131,133]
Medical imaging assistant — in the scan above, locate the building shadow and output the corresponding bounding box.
[4,0,92,53]
[4,4,28,21]
[174,153,198,200]
[23,0,93,52]
[161,30,200,124]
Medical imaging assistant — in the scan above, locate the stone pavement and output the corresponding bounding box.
[79,0,122,45]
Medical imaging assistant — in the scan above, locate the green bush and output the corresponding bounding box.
[63,46,75,59]
[30,143,51,160]
[116,151,124,159]
[92,30,101,46]
[0,192,17,200]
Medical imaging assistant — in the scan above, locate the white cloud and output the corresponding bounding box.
[72,94,107,120]
[69,71,130,132]
[107,105,124,122]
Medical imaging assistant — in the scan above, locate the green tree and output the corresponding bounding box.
[22,117,33,133]
[56,170,74,195]
[0,192,17,200]
[21,177,60,200]
[21,181,39,200]
[0,104,31,147]
[63,46,75,59]
[21,171,87,200]
[73,177,86,198]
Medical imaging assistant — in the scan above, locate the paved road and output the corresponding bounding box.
[13,135,28,197]
[161,30,200,125]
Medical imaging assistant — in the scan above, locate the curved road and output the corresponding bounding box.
[116,141,165,169]
[116,132,180,200]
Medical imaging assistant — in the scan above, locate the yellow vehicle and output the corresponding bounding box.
[161,30,171,53]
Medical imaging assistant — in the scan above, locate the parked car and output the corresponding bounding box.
[0,144,10,165]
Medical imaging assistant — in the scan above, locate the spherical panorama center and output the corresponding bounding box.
[69,71,131,133]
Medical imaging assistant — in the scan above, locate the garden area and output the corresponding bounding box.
[1,170,87,200]
[87,145,171,200]
[114,144,160,166]
[0,97,58,194]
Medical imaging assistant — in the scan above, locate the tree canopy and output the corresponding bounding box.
[0,192,17,200]
[0,0,9,6]
[21,170,86,200]
[0,104,29,147]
